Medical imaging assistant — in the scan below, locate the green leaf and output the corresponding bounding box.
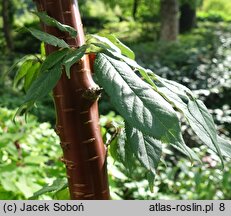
[13,101,35,122]
[0,176,18,192]
[7,55,35,76]
[109,128,136,172]
[87,34,121,53]
[114,123,162,191]
[34,12,77,38]
[24,155,48,164]
[40,42,46,57]
[154,77,223,163]
[54,188,70,200]
[40,48,69,73]
[138,68,158,90]
[24,62,41,91]
[86,43,104,54]
[116,129,137,173]
[24,64,62,103]
[97,48,158,90]
[94,53,196,160]
[155,76,192,102]
[0,133,23,148]
[147,172,155,192]
[13,60,33,88]
[126,123,162,175]
[109,134,122,162]
[217,136,231,158]
[27,28,69,48]
[15,175,34,198]
[87,35,157,91]
[100,34,135,59]
[188,99,223,165]
[116,53,158,90]
[62,45,87,78]
[29,178,67,200]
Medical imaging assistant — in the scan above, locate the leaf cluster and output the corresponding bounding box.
[91,37,231,186]
[11,11,231,190]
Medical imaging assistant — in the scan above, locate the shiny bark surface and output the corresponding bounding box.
[34,0,110,200]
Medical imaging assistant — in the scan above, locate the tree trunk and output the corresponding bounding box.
[160,0,179,41]
[179,3,196,33]
[2,0,14,51]
[34,0,110,200]
[132,0,139,20]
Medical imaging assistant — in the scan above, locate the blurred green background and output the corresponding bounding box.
[0,0,231,199]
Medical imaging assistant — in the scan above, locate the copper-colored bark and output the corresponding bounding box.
[34,0,110,200]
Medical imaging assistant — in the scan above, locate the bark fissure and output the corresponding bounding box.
[34,0,110,200]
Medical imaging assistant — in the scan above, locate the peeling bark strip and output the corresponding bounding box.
[34,0,110,200]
